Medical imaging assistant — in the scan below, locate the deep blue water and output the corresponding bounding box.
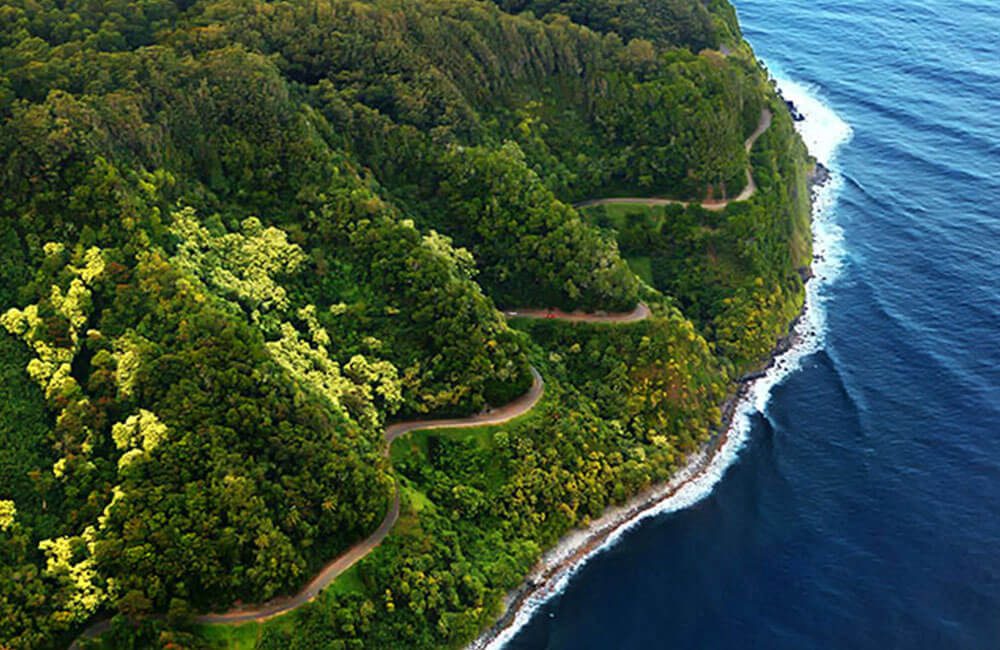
[505,1,1000,647]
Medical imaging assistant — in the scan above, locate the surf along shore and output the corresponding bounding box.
[73,96,823,650]
[469,159,832,649]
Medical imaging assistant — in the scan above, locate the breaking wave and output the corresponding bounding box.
[473,74,853,650]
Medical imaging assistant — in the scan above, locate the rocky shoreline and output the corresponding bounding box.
[469,154,833,650]
[468,326,803,650]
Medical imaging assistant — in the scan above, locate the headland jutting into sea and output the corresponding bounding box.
[471,76,851,649]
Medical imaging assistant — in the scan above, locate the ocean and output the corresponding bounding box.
[497,0,1000,647]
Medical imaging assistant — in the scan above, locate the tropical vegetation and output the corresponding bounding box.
[0,0,814,647]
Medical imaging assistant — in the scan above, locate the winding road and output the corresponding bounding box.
[72,306,651,644]
[195,303,655,624]
[196,366,547,625]
[133,108,774,640]
[574,108,772,212]
[194,304,652,624]
[504,302,651,323]
[70,114,772,644]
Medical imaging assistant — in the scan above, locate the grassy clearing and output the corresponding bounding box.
[389,384,547,460]
[579,204,669,288]
[327,562,365,596]
[196,563,365,649]
[195,619,268,650]
[579,202,669,229]
[403,481,434,514]
[625,255,653,285]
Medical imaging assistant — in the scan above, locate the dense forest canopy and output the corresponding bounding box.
[0,0,813,647]
[490,0,742,51]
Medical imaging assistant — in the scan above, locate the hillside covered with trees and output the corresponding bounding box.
[0,0,814,647]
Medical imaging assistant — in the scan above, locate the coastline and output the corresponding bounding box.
[469,160,833,650]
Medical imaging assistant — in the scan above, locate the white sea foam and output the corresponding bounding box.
[742,75,853,404]
[472,74,853,650]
